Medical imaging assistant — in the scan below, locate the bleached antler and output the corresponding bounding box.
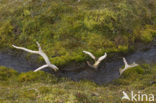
[119,58,138,75]
[12,42,59,72]
[83,51,96,60]
[83,51,107,69]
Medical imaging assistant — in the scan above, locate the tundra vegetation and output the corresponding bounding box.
[0,0,156,65]
[0,65,155,103]
[0,0,156,102]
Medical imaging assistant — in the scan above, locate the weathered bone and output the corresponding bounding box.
[12,42,59,72]
[83,51,107,69]
[119,58,138,75]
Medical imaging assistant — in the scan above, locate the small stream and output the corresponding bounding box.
[62,45,156,84]
[0,52,38,72]
[0,45,156,84]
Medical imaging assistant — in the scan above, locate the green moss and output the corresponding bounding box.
[140,25,156,43]
[0,0,156,66]
[75,92,95,103]
[17,71,57,82]
[114,65,146,86]
[38,86,51,94]
[140,30,153,43]
[117,45,129,53]
[121,66,145,78]
[20,89,38,100]
[0,64,155,102]
[0,66,18,81]
[141,64,151,73]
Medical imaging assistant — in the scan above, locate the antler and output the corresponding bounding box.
[119,58,138,75]
[12,42,59,72]
[83,51,107,69]
[83,51,96,60]
[94,53,107,67]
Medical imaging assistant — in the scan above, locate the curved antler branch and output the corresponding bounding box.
[12,42,59,72]
[119,58,138,75]
[34,64,48,72]
[86,61,94,69]
[83,51,107,69]
[36,41,41,51]
[12,45,39,54]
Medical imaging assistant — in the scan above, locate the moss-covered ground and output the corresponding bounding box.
[0,0,156,66]
[0,65,155,103]
[0,0,156,102]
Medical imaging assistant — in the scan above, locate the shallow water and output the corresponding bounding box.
[0,46,156,84]
[0,52,38,72]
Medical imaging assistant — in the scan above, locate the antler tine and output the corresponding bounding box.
[83,50,107,69]
[119,57,138,75]
[12,42,59,72]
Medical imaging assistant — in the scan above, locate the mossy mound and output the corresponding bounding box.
[121,66,145,78]
[0,66,18,81]
[0,0,156,66]
[114,65,151,85]
[0,65,155,102]
[17,71,57,82]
